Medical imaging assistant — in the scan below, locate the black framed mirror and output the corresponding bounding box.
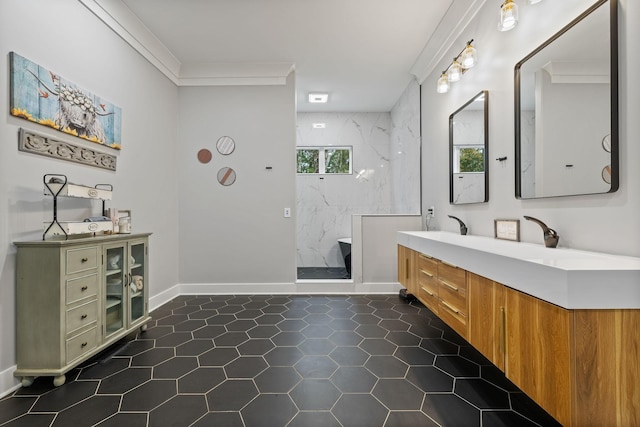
[515,0,618,199]
[450,90,489,204]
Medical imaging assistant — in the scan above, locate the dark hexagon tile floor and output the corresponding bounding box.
[0,294,561,426]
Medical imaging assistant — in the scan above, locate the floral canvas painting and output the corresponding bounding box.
[10,52,122,150]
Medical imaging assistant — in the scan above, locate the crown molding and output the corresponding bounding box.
[79,0,293,86]
[410,0,487,84]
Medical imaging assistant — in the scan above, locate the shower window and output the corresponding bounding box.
[297,146,352,174]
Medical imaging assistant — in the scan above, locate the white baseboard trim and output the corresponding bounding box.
[0,365,21,399]
[150,282,402,310]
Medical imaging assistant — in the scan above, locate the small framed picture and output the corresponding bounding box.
[494,219,520,241]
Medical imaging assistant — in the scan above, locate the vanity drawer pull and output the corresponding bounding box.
[440,280,459,292]
[81,314,88,320]
[81,257,88,263]
[421,286,434,297]
[81,342,88,348]
[419,254,433,260]
[81,286,88,291]
[420,269,433,278]
[441,300,464,316]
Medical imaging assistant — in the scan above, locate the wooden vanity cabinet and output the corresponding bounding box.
[503,286,573,426]
[468,272,573,424]
[436,261,467,338]
[467,273,505,370]
[399,246,640,426]
[416,253,438,314]
[399,246,468,339]
[397,245,415,295]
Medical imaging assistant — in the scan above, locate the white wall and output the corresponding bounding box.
[421,0,640,257]
[0,0,180,392]
[177,75,297,284]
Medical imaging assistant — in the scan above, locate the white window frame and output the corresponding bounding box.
[296,146,353,175]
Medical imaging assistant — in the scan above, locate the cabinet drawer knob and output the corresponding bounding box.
[81,286,88,291]
[81,314,88,320]
[81,342,88,348]
[81,257,88,263]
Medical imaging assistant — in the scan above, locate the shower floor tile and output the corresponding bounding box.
[297,267,350,279]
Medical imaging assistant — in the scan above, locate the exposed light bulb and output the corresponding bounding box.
[460,43,478,69]
[436,73,449,93]
[498,0,518,31]
[528,0,542,4]
[447,60,462,82]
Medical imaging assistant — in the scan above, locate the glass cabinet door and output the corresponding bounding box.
[104,244,126,337]
[128,241,146,326]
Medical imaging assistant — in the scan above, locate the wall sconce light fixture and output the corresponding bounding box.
[498,0,519,31]
[437,73,450,93]
[436,39,477,94]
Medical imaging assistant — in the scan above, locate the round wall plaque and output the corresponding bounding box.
[197,149,212,164]
[217,167,236,186]
[216,136,235,155]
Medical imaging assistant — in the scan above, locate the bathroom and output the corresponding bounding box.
[1,3,640,423]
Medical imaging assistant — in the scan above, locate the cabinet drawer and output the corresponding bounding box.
[66,327,98,364]
[438,299,467,338]
[66,273,98,305]
[438,261,466,291]
[438,280,467,315]
[66,247,98,275]
[417,253,438,276]
[66,300,98,334]
[416,265,438,289]
[418,284,439,314]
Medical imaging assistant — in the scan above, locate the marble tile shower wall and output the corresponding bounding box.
[296,81,421,270]
[390,78,421,215]
[296,112,392,268]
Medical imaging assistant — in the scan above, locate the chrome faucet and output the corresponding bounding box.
[524,216,559,248]
[448,215,468,235]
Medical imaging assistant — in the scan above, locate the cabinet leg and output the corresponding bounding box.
[140,323,147,332]
[53,375,66,387]
[21,376,34,387]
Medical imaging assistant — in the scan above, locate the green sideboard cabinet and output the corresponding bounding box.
[14,233,151,387]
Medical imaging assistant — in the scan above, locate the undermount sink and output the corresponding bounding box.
[398,231,640,309]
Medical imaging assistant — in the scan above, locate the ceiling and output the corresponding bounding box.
[83,0,483,112]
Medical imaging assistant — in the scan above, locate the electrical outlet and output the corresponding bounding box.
[284,207,291,218]
[427,206,435,216]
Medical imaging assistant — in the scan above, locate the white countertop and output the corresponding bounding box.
[398,231,640,309]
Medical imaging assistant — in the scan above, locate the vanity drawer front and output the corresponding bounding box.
[417,253,438,276]
[66,273,98,305]
[417,265,438,289]
[66,247,98,275]
[418,285,439,314]
[438,299,467,338]
[438,262,466,291]
[66,327,98,364]
[66,300,98,334]
[438,280,467,314]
